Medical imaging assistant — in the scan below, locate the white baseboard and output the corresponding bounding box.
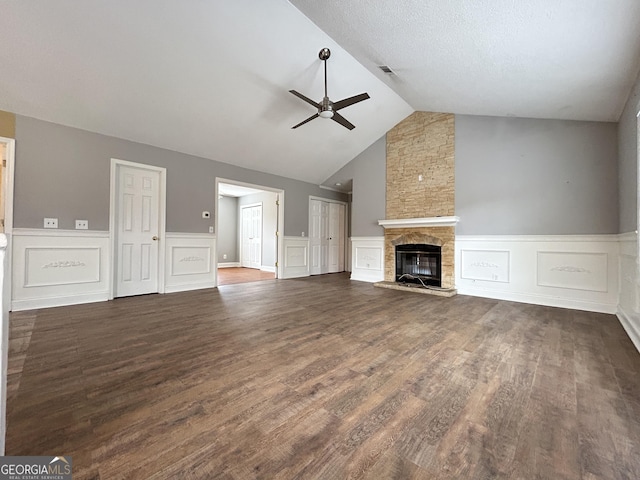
[164,281,216,294]
[457,285,616,314]
[617,306,640,354]
[218,262,240,268]
[261,265,276,273]
[12,293,109,312]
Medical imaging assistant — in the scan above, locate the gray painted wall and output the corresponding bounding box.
[328,117,618,237]
[324,137,386,237]
[14,115,346,234]
[217,196,238,263]
[455,115,618,235]
[618,70,640,233]
[238,192,277,268]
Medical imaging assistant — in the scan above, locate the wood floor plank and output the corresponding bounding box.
[5,272,640,479]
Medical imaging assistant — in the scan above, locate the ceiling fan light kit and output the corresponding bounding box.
[290,47,370,130]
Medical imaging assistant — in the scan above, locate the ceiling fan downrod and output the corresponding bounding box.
[319,48,333,118]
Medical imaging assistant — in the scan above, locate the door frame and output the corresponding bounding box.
[0,137,15,235]
[215,178,284,280]
[0,137,15,310]
[109,158,167,299]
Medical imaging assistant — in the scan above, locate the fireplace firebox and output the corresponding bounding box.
[395,244,442,287]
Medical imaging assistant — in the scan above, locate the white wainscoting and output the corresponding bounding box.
[12,229,110,311]
[617,231,640,352]
[281,236,309,279]
[165,233,216,293]
[0,234,8,454]
[350,237,385,283]
[456,235,619,314]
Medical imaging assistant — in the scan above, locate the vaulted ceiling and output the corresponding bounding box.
[1,1,638,186]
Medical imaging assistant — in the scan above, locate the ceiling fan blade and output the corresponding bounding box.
[331,112,355,130]
[332,93,370,111]
[289,90,320,109]
[292,113,320,129]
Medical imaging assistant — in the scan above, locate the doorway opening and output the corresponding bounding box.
[215,179,283,286]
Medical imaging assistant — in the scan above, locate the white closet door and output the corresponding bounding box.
[328,203,345,273]
[309,199,322,275]
[241,204,262,269]
[310,199,345,275]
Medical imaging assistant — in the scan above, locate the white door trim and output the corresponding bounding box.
[109,158,167,299]
[215,178,284,281]
[0,137,15,234]
[0,137,15,312]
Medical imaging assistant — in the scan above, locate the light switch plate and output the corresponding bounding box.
[44,218,58,228]
[75,220,88,230]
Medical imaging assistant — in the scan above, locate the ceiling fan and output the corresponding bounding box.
[289,48,370,130]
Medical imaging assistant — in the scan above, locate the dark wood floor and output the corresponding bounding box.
[6,273,640,479]
[217,267,276,285]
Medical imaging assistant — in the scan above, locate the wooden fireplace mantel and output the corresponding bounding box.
[377,216,460,229]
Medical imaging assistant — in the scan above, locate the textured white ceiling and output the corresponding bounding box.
[1,1,638,190]
[291,0,640,122]
[0,1,412,185]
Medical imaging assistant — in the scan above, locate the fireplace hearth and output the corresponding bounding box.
[395,244,442,287]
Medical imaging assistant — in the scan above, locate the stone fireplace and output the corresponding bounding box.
[376,111,457,295]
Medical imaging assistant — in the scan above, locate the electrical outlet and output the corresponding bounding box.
[44,218,58,229]
[223,254,227,260]
[209,226,214,233]
[75,220,88,230]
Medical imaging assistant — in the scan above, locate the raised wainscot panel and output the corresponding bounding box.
[12,229,111,311]
[165,233,215,293]
[285,245,307,268]
[537,251,608,292]
[281,237,309,279]
[355,247,382,271]
[171,247,211,276]
[25,247,101,287]
[350,237,385,283]
[460,249,509,283]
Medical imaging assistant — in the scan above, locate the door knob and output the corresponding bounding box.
[152,236,158,241]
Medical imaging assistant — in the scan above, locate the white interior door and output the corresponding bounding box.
[241,204,262,269]
[115,164,161,297]
[328,203,345,273]
[309,199,322,275]
[310,198,345,276]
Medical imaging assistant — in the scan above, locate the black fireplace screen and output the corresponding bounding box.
[395,244,442,287]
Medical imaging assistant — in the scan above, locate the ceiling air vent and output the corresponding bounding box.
[378,65,396,75]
